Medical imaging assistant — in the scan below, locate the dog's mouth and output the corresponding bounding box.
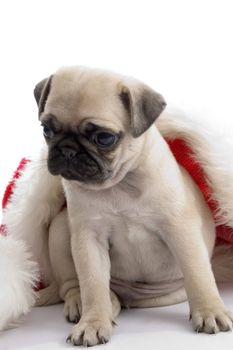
[60,169,84,181]
[47,151,112,184]
[59,165,104,182]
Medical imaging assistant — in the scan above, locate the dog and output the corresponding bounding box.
[2,66,233,345]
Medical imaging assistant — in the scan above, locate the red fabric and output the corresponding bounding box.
[1,140,233,245]
[2,158,29,209]
[165,138,233,245]
[0,158,29,235]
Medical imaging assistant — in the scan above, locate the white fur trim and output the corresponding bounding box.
[2,147,64,283]
[1,146,64,330]
[0,235,39,330]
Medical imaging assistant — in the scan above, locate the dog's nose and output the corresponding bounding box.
[61,147,77,159]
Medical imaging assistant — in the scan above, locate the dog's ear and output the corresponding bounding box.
[119,82,166,137]
[34,75,53,117]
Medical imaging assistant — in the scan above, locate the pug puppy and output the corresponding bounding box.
[32,66,233,346]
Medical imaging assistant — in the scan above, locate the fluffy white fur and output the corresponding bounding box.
[0,235,38,330]
[2,149,64,282]
[0,148,64,331]
[1,108,233,331]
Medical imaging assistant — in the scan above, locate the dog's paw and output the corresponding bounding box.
[67,317,113,346]
[64,288,82,324]
[190,306,233,334]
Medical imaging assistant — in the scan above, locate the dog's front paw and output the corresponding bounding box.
[64,288,82,324]
[67,316,113,346]
[191,305,233,334]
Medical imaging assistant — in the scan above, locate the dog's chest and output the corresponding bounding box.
[108,211,181,282]
[100,189,182,284]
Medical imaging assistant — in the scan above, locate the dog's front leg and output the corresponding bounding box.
[164,210,233,334]
[67,221,113,346]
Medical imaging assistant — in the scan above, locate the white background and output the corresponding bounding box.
[0,0,233,349]
[1,0,233,200]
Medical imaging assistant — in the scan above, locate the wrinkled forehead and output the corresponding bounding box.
[44,68,127,130]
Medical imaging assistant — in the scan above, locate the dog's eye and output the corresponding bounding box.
[42,125,54,139]
[93,132,117,148]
